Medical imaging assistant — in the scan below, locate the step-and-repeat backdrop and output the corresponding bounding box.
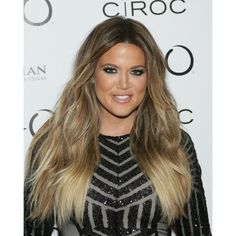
[24,0,212,229]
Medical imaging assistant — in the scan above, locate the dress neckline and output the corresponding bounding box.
[99,133,130,141]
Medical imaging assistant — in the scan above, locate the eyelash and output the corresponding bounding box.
[131,69,145,76]
[103,67,145,76]
[103,66,117,74]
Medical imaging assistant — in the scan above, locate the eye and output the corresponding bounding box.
[103,66,117,74]
[130,69,145,76]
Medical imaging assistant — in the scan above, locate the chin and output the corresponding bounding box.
[110,109,137,119]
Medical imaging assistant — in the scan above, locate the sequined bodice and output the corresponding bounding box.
[81,134,165,235]
[25,131,212,236]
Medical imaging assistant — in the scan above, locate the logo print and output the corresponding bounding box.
[179,109,193,124]
[24,65,47,81]
[29,109,53,136]
[165,45,194,76]
[102,0,186,17]
[170,0,186,14]
[24,0,52,26]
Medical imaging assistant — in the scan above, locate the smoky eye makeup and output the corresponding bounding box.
[102,65,117,74]
[130,68,146,76]
[101,64,146,76]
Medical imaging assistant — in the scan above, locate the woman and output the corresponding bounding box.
[24,16,211,235]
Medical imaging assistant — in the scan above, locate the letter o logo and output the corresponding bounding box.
[29,109,53,136]
[24,0,52,26]
[165,45,194,76]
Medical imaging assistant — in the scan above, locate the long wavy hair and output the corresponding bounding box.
[25,16,191,226]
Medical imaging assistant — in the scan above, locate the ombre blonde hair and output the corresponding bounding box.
[25,16,191,227]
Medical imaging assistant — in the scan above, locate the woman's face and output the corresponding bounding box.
[95,42,147,122]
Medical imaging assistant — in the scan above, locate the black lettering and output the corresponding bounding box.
[150,0,167,15]
[170,0,186,14]
[103,2,119,17]
[131,1,147,16]
[124,1,127,16]
[179,109,193,124]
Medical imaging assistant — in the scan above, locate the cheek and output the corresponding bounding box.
[95,73,113,95]
[95,80,108,95]
[135,79,147,94]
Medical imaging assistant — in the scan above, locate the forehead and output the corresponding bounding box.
[97,43,145,65]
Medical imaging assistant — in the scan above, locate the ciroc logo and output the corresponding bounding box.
[102,0,186,17]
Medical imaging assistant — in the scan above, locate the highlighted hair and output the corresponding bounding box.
[25,16,191,226]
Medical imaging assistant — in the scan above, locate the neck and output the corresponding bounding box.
[99,112,135,136]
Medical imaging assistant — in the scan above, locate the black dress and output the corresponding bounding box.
[24,131,212,236]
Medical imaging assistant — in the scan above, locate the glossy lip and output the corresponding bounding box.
[112,95,132,103]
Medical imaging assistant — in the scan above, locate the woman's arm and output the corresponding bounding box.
[173,131,212,236]
[24,183,55,236]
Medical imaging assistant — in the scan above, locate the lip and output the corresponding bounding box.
[112,95,132,103]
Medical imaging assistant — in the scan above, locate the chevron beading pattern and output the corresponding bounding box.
[82,135,163,236]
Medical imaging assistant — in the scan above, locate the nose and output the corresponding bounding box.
[118,72,130,90]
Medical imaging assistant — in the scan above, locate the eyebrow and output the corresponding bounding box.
[130,65,146,70]
[100,63,146,69]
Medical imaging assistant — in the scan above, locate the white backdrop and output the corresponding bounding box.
[24,0,212,229]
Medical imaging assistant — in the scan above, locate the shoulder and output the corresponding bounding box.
[180,129,197,162]
[180,129,195,154]
[175,131,212,235]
